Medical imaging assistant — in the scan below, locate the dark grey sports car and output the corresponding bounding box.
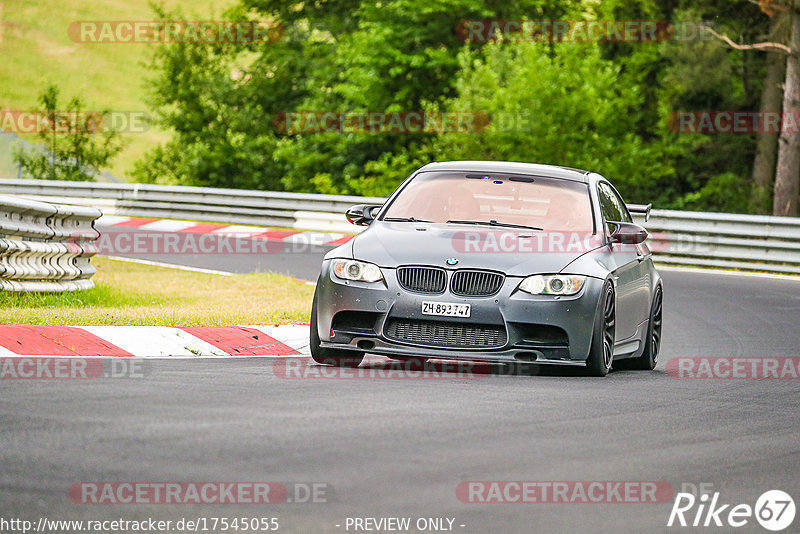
[310,161,662,376]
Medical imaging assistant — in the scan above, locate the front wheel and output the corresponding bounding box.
[585,280,615,377]
[629,285,663,370]
[310,291,364,367]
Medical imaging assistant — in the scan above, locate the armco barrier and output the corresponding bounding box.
[0,178,384,234]
[0,194,101,291]
[0,178,799,275]
[633,210,800,275]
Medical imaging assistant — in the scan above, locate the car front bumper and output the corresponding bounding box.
[314,260,605,365]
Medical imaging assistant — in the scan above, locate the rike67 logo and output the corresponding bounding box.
[668,488,796,531]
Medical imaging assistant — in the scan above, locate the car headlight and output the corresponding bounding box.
[519,274,586,295]
[332,259,383,283]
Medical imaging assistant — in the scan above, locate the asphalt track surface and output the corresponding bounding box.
[2,228,800,533]
[95,224,337,281]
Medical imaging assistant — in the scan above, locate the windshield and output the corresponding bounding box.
[381,171,594,232]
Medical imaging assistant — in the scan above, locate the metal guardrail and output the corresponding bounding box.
[0,179,384,234]
[0,194,101,291]
[0,178,799,275]
[632,210,800,275]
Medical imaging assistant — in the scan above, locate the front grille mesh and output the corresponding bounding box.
[397,266,447,294]
[385,318,507,348]
[450,270,504,296]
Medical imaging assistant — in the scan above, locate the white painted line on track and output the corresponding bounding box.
[96,215,131,226]
[104,256,234,276]
[211,225,271,236]
[283,231,344,244]
[0,345,20,357]
[247,324,311,354]
[657,264,800,282]
[6,354,309,360]
[0,326,312,360]
[78,326,230,358]
[137,219,198,232]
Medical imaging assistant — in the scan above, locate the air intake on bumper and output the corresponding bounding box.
[385,318,507,348]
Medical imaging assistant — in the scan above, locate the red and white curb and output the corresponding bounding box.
[96,215,355,248]
[0,324,311,358]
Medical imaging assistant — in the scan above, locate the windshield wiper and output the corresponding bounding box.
[446,219,543,231]
[383,217,432,223]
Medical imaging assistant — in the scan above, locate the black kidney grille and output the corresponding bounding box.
[385,318,507,348]
[450,270,504,297]
[397,266,447,293]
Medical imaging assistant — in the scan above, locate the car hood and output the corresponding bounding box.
[349,222,604,277]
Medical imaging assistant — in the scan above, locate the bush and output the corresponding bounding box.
[429,41,680,204]
[14,84,123,181]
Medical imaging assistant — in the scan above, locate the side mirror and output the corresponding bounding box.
[609,221,648,244]
[345,204,382,226]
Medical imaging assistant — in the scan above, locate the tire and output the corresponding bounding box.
[585,280,615,377]
[628,284,663,370]
[309,291,364,368]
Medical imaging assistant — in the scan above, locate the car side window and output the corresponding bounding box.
[597,183,624,223]
[606,184,633,223]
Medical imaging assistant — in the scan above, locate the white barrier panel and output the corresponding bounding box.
[0,193,101,292]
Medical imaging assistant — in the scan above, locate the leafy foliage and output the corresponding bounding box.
[131,0,789,212]
[430,40,684,204]
[14,84,123,181]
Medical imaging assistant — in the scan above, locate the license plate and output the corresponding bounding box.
[422,301,471,318]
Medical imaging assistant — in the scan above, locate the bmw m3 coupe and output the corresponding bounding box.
[310,161,663,376]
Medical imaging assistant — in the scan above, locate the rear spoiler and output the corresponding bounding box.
[626,203,652,222]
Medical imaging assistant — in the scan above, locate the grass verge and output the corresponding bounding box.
[0,0,234,179]
[0,257,314,325]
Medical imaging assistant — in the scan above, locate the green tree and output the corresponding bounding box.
[430,40,685,205]
[14,84,123,181]
[135,1,574,194]
[270,0,576,196]
[133,0,786,214]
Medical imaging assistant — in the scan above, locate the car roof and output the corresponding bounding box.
[417,161,594,183]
